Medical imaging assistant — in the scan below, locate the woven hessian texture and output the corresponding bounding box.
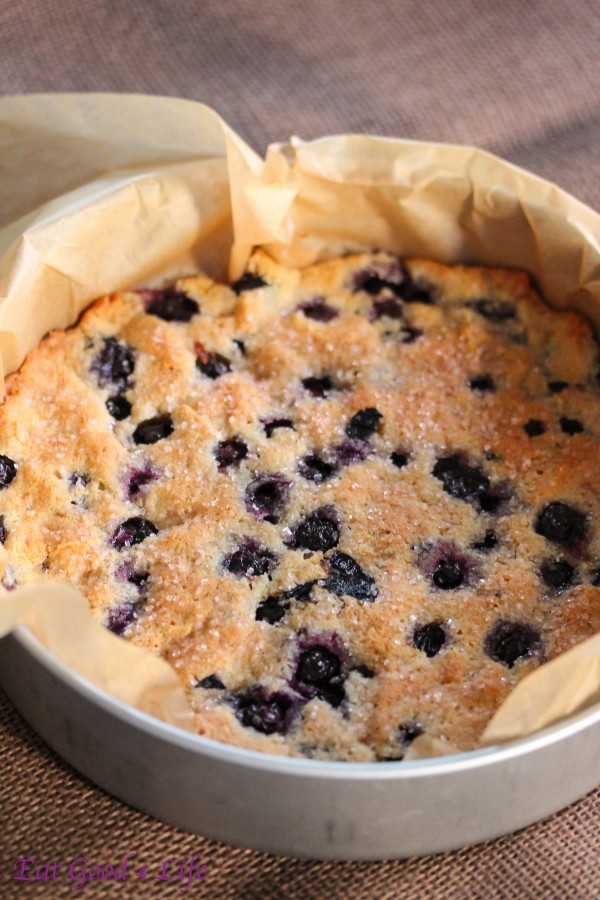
[2,1,600,896]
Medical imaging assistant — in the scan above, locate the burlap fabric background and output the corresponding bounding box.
[1,1,600,896]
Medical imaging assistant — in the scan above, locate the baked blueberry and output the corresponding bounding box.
[432,454,491,507]
[353,267,403,296]
[345,408,383,441]
[106,600,142,635]
[197,674,226,690]
[92,337,135,391]
[215,437,248,470]
[298,453,337,484]
[432,557,465,590]
[196,349,232,380]
[372,296,404,320]
[256,581,315,624]
[302,375,334,397]
[468,374,495,392]
[398,721,424,746]
[391,450,409,469]
[535,501,587,546]
[126,466,158,499]
[332,439,369,466]
[146,288,199,322]
[263,418,294,438]
[540,558,575,591]
[293,638,347,708]
[132,414,174,445]
[560,416,584,435]
[106,395,132,420]
[548,380,568,394]
[324,551,378,601]
[525,419,546,437]
[298,298,338,322]
[354,663,375,678]
[399,277,435,305]
[400,326,423,344]
[296,646,341,686]
[111,517,158,550]
[472,530,498,552]
[127,570,150,590]
[484,620,541,668]
[469,299,516,321]
[234,687,296,735]
[223,539,278,578]
[245,473,291,524]
[413,623,446,657]
[0,516,6,545]
[231,272,267,295]
[286,507,340,552]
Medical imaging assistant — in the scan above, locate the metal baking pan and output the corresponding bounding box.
[2,624,600,860]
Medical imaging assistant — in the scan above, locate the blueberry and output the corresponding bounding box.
[298,298,338,322]
[127,570,150,590]
[111,517,158,550]
[287,507,340,551]
[332,439,369,466]
[353,270,402,296]
[106,395,132,420]
[196,346,232,380]
[231,272,267,295]
[294,645,346,707]
[298,453,337,484]
[132,414,174,445]
[0,516,6,544]
[372,297,404,320]
[263,418,294,438]
[215,438,248,470]
[400,326,423,344]
[560,417,584,435]
[255,581,315,624]
[354,663,375,678]
[245,473,291,524]
[535,501,586,546]
[468,374,495,392]
[484,620,541,668]
[234,687,295,735]
[302,375,333,397]
[126,466,158,499]
[413,622,446,657]
[92,337,135,391]
[548,380,568,394]
[472,530,498,552]
[146,288,199,322]
[345,408,383,441]
[106,600,143,635]
[196,674,225,690]
[223,539,277,578]
[432,557,465,590]
[469,299,516,321]
[525,419,546,437]
[398,721,424,746]
[540,558,575,591]
[0,455,17,489]
[432,454,491,507]
[391,450,409,469]
[324,551,378,601]
[399,278,435,305]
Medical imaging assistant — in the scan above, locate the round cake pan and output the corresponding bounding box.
[2,625,600,860]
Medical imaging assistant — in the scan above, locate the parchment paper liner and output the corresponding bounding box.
[1,93,600,757]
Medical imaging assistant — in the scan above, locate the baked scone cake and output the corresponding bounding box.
[1,249,599,761]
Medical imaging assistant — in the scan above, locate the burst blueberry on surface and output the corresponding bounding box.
[106,600,143,635]
[324,551,378,601]
[398,721,424,746]
[548,380,569,394]
[298,453,337,484]
[195,342,232,379]
[524,419,546,437]
[468,374,495,392]
[298,298,338,322]
[432,557,466,590]
[126,466,158,499]
[413,622,447,657]
[468,298,516,321]
[111,517,158,550]
[223,539,278,578]
[560,416,584,435]
[245,473,291,524]
[400,326,423,344]
[106,395,132,420]
[302,375,334,397]
[332,439,369,466]
[215,438,248,470]
[390,450,409,469]
[263,418,294,438]
[146,288,199,322]
[472,530,498,552]
[286,507,340,552]
[354,663,375,679]
[255,582,315,624]
[197,674,226,690]
[432,454,499,511]
[132,414,174,445]
[372,296,404,320]
[535,501,587,546]
[292,636,348,708]
[345,408,383,442]
[484,620,541,668]
[91,337,135,391]
[230,272,267,295]
[233,687,296,734]
[540,558,575,591]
